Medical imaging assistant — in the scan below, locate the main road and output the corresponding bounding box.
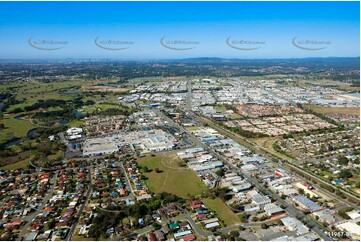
[155,108,332,241]
[197,115,359,207]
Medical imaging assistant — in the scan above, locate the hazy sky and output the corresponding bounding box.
[0,1,359,59]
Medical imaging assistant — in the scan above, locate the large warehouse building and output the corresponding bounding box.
[83,137,119,156]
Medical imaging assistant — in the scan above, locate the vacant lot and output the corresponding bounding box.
[82,103,126,114]
[306,105,360,116]
[137,153,207,198]
[202,197,241,227]
[252,136,280,150]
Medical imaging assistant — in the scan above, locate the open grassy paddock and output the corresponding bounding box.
[202,197,241,227]
[81,103,128,114]
[251,136,281,150]
[305,105,360,116]
[136,153,207,198]
[0,157,31,170]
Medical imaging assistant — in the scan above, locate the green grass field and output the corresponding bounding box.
[5,102,36,113]
[82,103,125,114]
[215,105,227,111]
[67,119,85,127]
[137,153,207,198]
[305,105,360,116]
[45,150,64,162]
[0,157,30,170]
[251,136,281,150]
[0,80,81,102]
[0,115,36,143]
[202,198,241,227]
[0,79,122,108]
[185,126,201,131]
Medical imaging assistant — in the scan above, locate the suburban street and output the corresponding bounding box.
[16,171,59,241]
[196,114,359,202]
[66,168,93,241]
[155,108,333,241]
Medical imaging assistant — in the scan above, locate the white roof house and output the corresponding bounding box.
[281,217,309,235]
[346,210,360,220]
[205,222,220,229]
[336,221,360,240]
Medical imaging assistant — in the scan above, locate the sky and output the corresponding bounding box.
[0,1,359,59]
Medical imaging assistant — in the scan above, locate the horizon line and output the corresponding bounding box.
[0,56,360,62]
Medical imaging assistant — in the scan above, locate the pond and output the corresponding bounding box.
[3,138,22,148]
[27,128,37,139]
[100,83,121,87]
[61,90,79,94]
[59,119,69,126]
[14,115,25,120]
[74,111,85,118]
[3,128,37,148]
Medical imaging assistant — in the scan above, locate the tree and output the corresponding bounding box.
[339,169,352,179]
[152,222,161,230]
[238,213,249,223]
[261,224,269,229]
[215,168,224,177]
[335,190,346,199]
[143,166,149,173]
[320,183,335,193]
[229,230,239,238]
[338,207,353,219]
[338,156,349,165]
[260,215,270,221]
[298,188,304,195]
[10,107,24,113]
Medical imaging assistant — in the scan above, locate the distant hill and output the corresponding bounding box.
[173,57,360,68]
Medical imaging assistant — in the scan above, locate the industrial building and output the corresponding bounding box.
[83,137,119,156]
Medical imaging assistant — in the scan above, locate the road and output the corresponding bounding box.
[284,164,359,210]
[16,171,59,241]
[197,115,359,204]
[118,211,212,240]
[0,172,42,184]
[231,154,331,240]
[128,201,211,239]
[186,80,192,110]
[154,109,223,163]
[118,161,136,199]
[156,108,332,240]
[66,167,93,241]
